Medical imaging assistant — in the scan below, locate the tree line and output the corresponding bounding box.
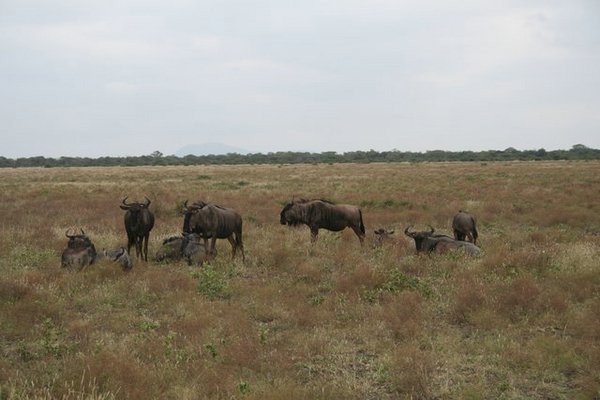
[1,145,598,168]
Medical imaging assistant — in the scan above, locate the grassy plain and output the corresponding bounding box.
[0,161,599,399]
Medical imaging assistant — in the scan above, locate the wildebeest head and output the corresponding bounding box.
[181,200,208,233]
[404,225,438,252]
[120,196,151,216]
[65,228,94,249]
[373,228,395,247]
[279,199,309,226]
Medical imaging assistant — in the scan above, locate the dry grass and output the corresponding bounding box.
[1,161,599,399]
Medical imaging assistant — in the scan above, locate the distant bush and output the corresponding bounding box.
[2,145,599,168]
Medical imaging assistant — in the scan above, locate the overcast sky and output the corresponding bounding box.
[1,0,599,158]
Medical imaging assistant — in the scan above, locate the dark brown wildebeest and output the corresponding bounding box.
[97,247,133,271]
[452,210,478,244]
[280,198,366,244]
[182,201,244,261]
[61,229,97,271]
[404,226,481,256]
[120,197,155,261]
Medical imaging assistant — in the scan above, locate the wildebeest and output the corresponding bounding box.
[154,233,217,264]
[182,233,216,265]
[120,196,155,261]
[373,228,395,247]
[61,229,97,271]
[155,236,184,262]
[404,226,481,256]
[97,247,133,271]
[452,210,478,244]
[279,198,366,244]
[182,201,244,261]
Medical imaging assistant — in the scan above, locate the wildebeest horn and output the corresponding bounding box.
[404,226,414,236]
[66,229,75,238]
[144,196,151,207]
[427,225,435,234]
[122,196,134,207]
[80,229,85,236]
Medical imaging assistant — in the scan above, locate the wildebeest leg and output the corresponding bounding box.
[210,236,218,260]
[143,233,150,261]
[350,225,365,245]
[203,237,210,259]
[135,237,143,259]
[227,236,236,259]
[127,236,135,259]
[234,230,245,261]
[453,230,464,241]
[465,232,474,243]
[310,228,319,243]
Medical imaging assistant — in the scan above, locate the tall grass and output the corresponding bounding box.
[1,161,599,399]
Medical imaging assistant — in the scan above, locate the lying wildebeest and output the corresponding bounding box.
[154,233,217,265]
[182,232,217,265]
[155,236,184,262]
[452,210,478,244]
[96,247,133,271]
[373,228,395,247]
[120,196,155,261]
[404,226,481,256]
[280,198,366,244]
[182,201,244,261]
[61,229,97,271]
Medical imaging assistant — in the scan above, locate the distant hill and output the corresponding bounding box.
[175,143,249,157]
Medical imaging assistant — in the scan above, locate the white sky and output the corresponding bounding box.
[1,0,599,157]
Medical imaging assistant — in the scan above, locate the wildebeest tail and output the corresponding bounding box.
[471,216,478,241]
[359,209,365,235]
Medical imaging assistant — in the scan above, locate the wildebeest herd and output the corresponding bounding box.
[61,196,480,271]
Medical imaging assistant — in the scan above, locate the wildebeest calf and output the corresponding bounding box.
[154,233,217,265]
[373,228,396,247]
[182,233,216,265]
[155,236,184,262]
[97,247,133,271]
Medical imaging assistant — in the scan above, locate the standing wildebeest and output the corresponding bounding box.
[404,226,481,256]
[182,201,244,261]
[452,210,478,244]
[120,197,155,261]
[61,229,97,271]
[279,199,366,244]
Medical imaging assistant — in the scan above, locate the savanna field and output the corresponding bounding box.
[0,161,599,399]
